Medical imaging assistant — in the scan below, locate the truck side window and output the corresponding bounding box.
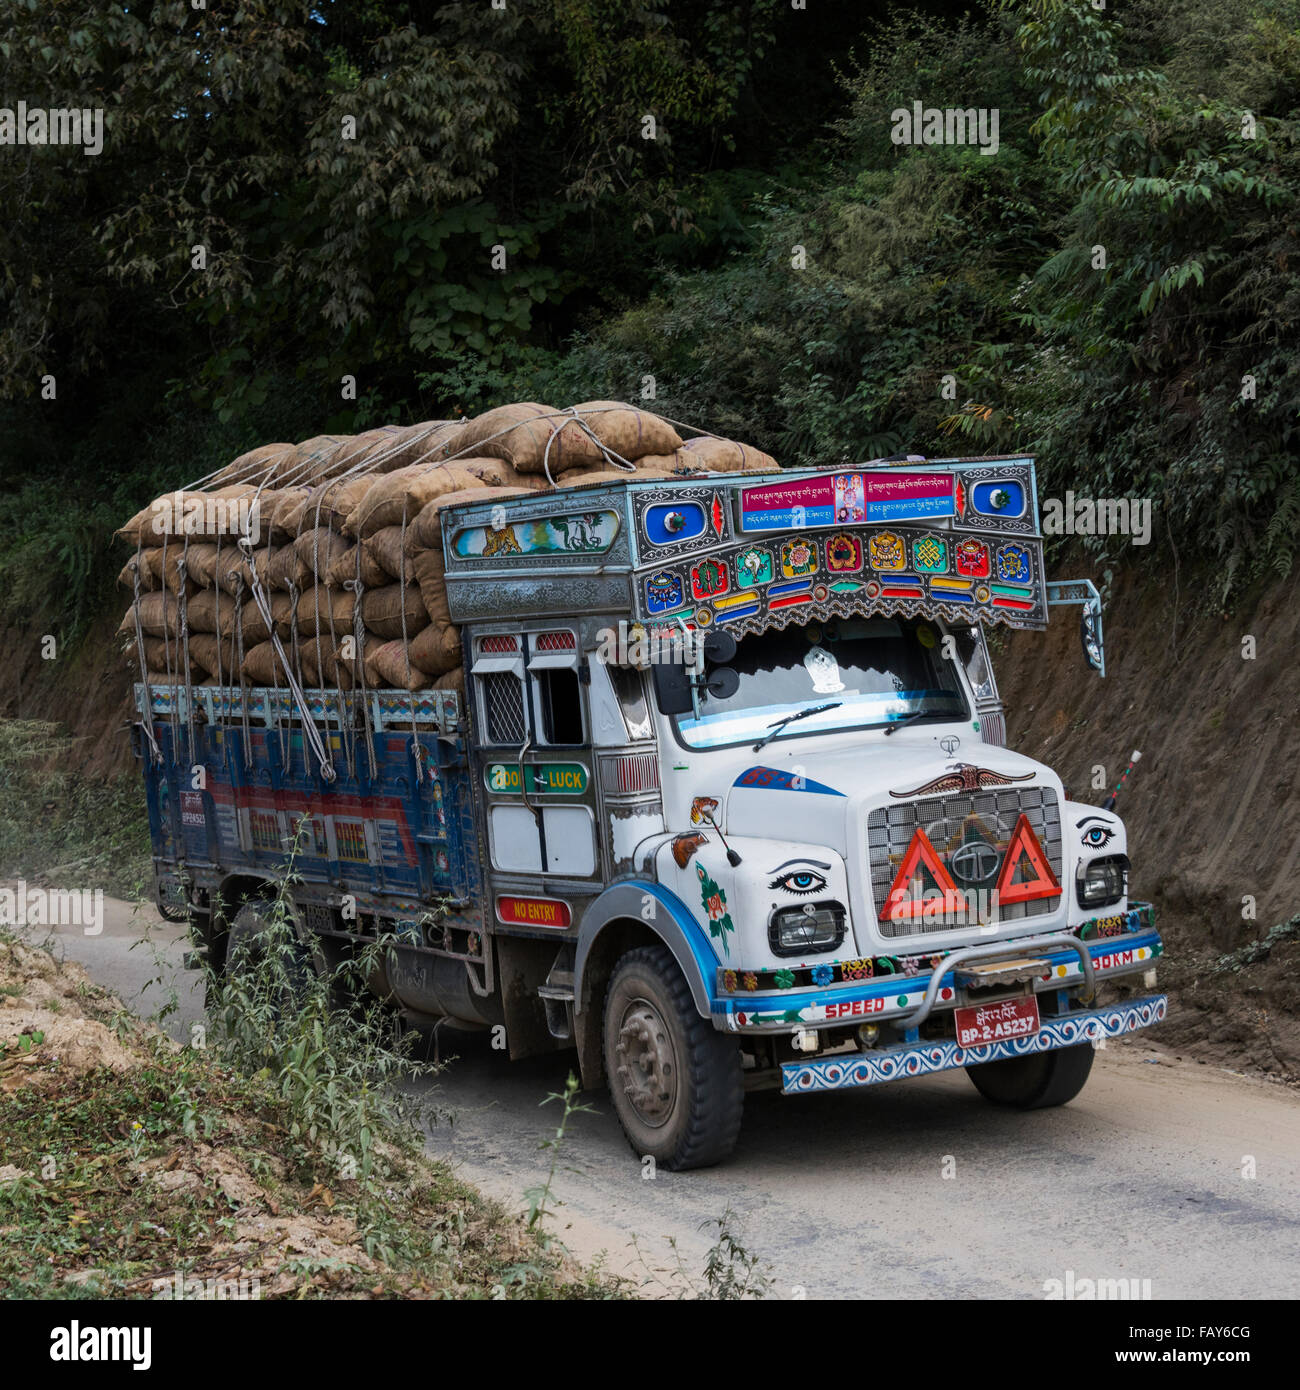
[606,663,652,740]
[951,626,995,700]
[471,635,528,745]
[537,668,584,745]
[528,629,584,746]
[482,672,528,744]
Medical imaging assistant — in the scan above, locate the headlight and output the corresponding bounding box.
[1076,854,1128,909]
[769,901,846,957]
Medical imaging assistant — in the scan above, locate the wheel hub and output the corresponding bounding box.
[614,1000,677,1126]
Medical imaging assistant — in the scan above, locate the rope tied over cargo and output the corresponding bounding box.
[129,552,163,765]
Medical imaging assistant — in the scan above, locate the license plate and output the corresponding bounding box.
[954,995,1041,1047]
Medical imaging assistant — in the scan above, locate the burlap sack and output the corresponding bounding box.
[116,486,274,547]
[295,586,356,637]
[294,527,352,581]
[345,462,486,539]
[212,549,255,597]
[409,620,462,677]
[209,443,295,487]
[266,542,312,593]
[411,546,451,628]
[267,487,316,540]
[287,435,347,483]
[360,420,465,474]
[454,455,531,489]
[187,633,239,680]
[405,485,531,554]
[117,556,158,592]
[117,592,180,638]
[554,466,677,487]
[175,543,227,589]
[241,641,287,687]
[185,589,225,635]
[288,476,373,534]
[460,402,604,474]
[366,640,432,691]
[128,636,172,672]
[300,634,367,690]
[640,437,778,473]
[361,583,430,640]
[241,592,298,646]
[569,401,682,461]
[363,527,415,583]
[433,666,466,696]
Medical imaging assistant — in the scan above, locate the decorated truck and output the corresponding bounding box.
[135,454,1167,1169]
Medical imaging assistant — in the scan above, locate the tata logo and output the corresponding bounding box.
[940,736,961,755]
[949,839,1001,887]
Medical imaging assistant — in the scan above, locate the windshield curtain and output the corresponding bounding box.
[674,617,968,750]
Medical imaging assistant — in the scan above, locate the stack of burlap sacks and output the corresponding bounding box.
[117,401,777,697]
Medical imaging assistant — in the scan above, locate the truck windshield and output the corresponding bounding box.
[674,616,968,750]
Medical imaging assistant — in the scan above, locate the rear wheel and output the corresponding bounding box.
[223,900,317,1011]
[603,945,743,1170]
[966,1041,1095,1109]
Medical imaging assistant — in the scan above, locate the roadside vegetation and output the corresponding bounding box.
[0,831,775,1299]
[0,910,609,1298]
[0,719,151,899]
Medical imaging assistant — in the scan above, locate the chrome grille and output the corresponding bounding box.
[867,786,1063,938]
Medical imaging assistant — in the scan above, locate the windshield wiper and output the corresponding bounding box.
[882,709,951,736]
[752,701,842,752]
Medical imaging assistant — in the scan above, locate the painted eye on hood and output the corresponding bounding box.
[1081,825,1115,849]
[769,868,828,896]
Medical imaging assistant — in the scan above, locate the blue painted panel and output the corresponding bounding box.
[971,480,1025,516]
[644,501,706,546]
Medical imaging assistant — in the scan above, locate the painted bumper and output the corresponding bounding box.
[781,994,1167,1095]
[717,930,1163,1032]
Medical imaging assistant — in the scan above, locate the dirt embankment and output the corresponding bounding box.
[1,608,136,777]
[996,560,1300,1077]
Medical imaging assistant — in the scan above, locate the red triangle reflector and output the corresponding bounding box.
[994,813,1061,905]
[883,826,963,920]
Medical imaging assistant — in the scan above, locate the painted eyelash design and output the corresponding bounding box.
[768,869,828,895]
[1081,825,1116,849]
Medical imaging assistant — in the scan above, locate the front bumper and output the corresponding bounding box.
[715,925,1163,1032]
[781,994,1167,1095]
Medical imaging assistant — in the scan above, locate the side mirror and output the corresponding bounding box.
[702,630,737,665]
[706,666,739,700]
[650,661,693,716]
[1080,607,1103,675]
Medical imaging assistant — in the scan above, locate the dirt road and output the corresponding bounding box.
[25,892,1300,1299]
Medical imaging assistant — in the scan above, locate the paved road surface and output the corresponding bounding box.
[22,891,1300,1298]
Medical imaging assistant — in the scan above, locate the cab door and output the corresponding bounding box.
[468,627,601,927]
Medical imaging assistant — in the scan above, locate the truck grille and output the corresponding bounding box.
[866,786,1063,938]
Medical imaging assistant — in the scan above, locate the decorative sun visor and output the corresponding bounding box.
[628,459,1046,640]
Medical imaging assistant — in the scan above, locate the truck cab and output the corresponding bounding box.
[442,458,1164,1166]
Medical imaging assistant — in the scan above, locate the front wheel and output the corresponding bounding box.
[603,945,743,1170]
[965,1041,1095,1109]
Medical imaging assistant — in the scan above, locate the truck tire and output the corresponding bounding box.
[603,945,743,1170]
[965,1041,1095,1109]
[224,901,316,1009]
